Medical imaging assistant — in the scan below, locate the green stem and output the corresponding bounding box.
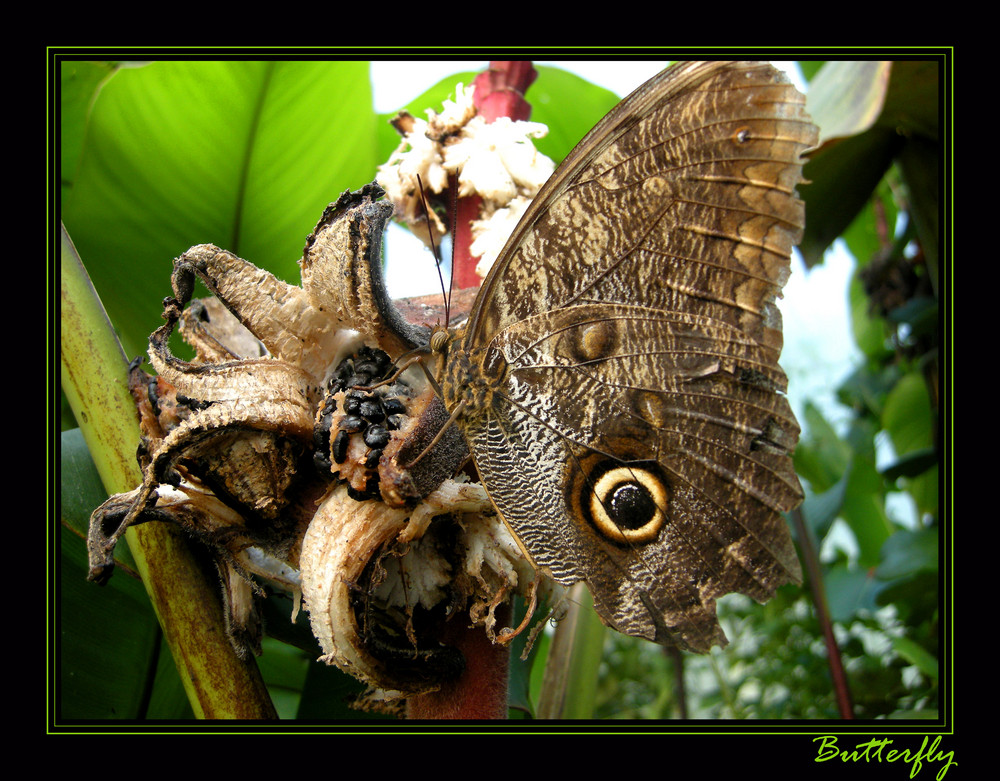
[60,224,277,720]
[536,583,604,719]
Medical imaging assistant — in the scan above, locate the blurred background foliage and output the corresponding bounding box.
[56,57,945,721]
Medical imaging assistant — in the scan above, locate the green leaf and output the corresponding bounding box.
[528,65,621,163]
[62,60,376,359]
[255,638,311,720]
[797,60,826,82]
[841,176,898,269]
[898,135,940,291]
[800,469,849,541]
[824,564,882,622]
[60,60,118,200]
[849,272,893,361]
[882,372,938,515]
[799,61,939,268]
[794,401,852,492]
[891,636,938,682]
[507,596,547,717]
[881,447,937,480]
[875,60,940,142]
[800,62,899,266]
[876,528,938,581]
[883,372,934,456]
[840,454,893,566]
[535,583,605,718]
[808,61,892,144]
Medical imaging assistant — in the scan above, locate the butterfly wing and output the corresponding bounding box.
[456,61,817,651]
[465,61,813,357]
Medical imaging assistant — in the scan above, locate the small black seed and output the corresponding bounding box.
[347,373,371,388]
[364,424,390,449]
[386,414,405,431]
[344,396,361,415]
[147,378,161,417]
[347,477,381,502]
[314,451,333,476]
[339,415,366,433]
[347,388,375,402]
[330,431,351,464]
[176,393,211,411]
[382,397,406,415]
[359,400,385,422]
[313,423,330,452]
[346,485,370,501]
[332,430,350,463]
[364,448,383,468]
[314,403,336,445]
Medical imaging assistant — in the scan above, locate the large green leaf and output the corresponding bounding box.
[62,60,376,359]
[527,65,622,163]
[799,61,939,268]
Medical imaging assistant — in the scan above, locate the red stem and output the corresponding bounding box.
[472,60,537,123]
[790,507,854,718]
[405,604,512,719]
[450,188,483,290]
[449,61,538,291]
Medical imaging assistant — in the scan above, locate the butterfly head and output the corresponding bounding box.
[429,324,451,356]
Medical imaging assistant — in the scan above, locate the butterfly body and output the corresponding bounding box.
[431,61,816,652]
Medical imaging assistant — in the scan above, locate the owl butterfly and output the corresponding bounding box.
[424,60,818,653]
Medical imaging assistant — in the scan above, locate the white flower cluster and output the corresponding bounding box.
[376,83,555,279]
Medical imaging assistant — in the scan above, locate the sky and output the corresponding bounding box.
[366,60,861,442]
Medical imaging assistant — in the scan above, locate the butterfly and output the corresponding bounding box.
[419,60,818,652]
[87,60,817,665]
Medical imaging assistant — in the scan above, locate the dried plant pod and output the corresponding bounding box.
[299,478,540,696]
[86,188,546,676]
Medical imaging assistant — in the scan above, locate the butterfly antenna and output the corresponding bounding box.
[415,174,450,326]
[445,173,460,323]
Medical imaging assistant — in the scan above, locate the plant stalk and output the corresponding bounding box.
[60,224,277,719]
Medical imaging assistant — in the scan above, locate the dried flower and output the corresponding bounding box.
[443,116,554,203]
[470,195,533,278]
[376,82,554,269]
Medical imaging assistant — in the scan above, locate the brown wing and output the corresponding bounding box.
[464,61,817,368]
[457,61,817,651]
[466,303,802,651]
